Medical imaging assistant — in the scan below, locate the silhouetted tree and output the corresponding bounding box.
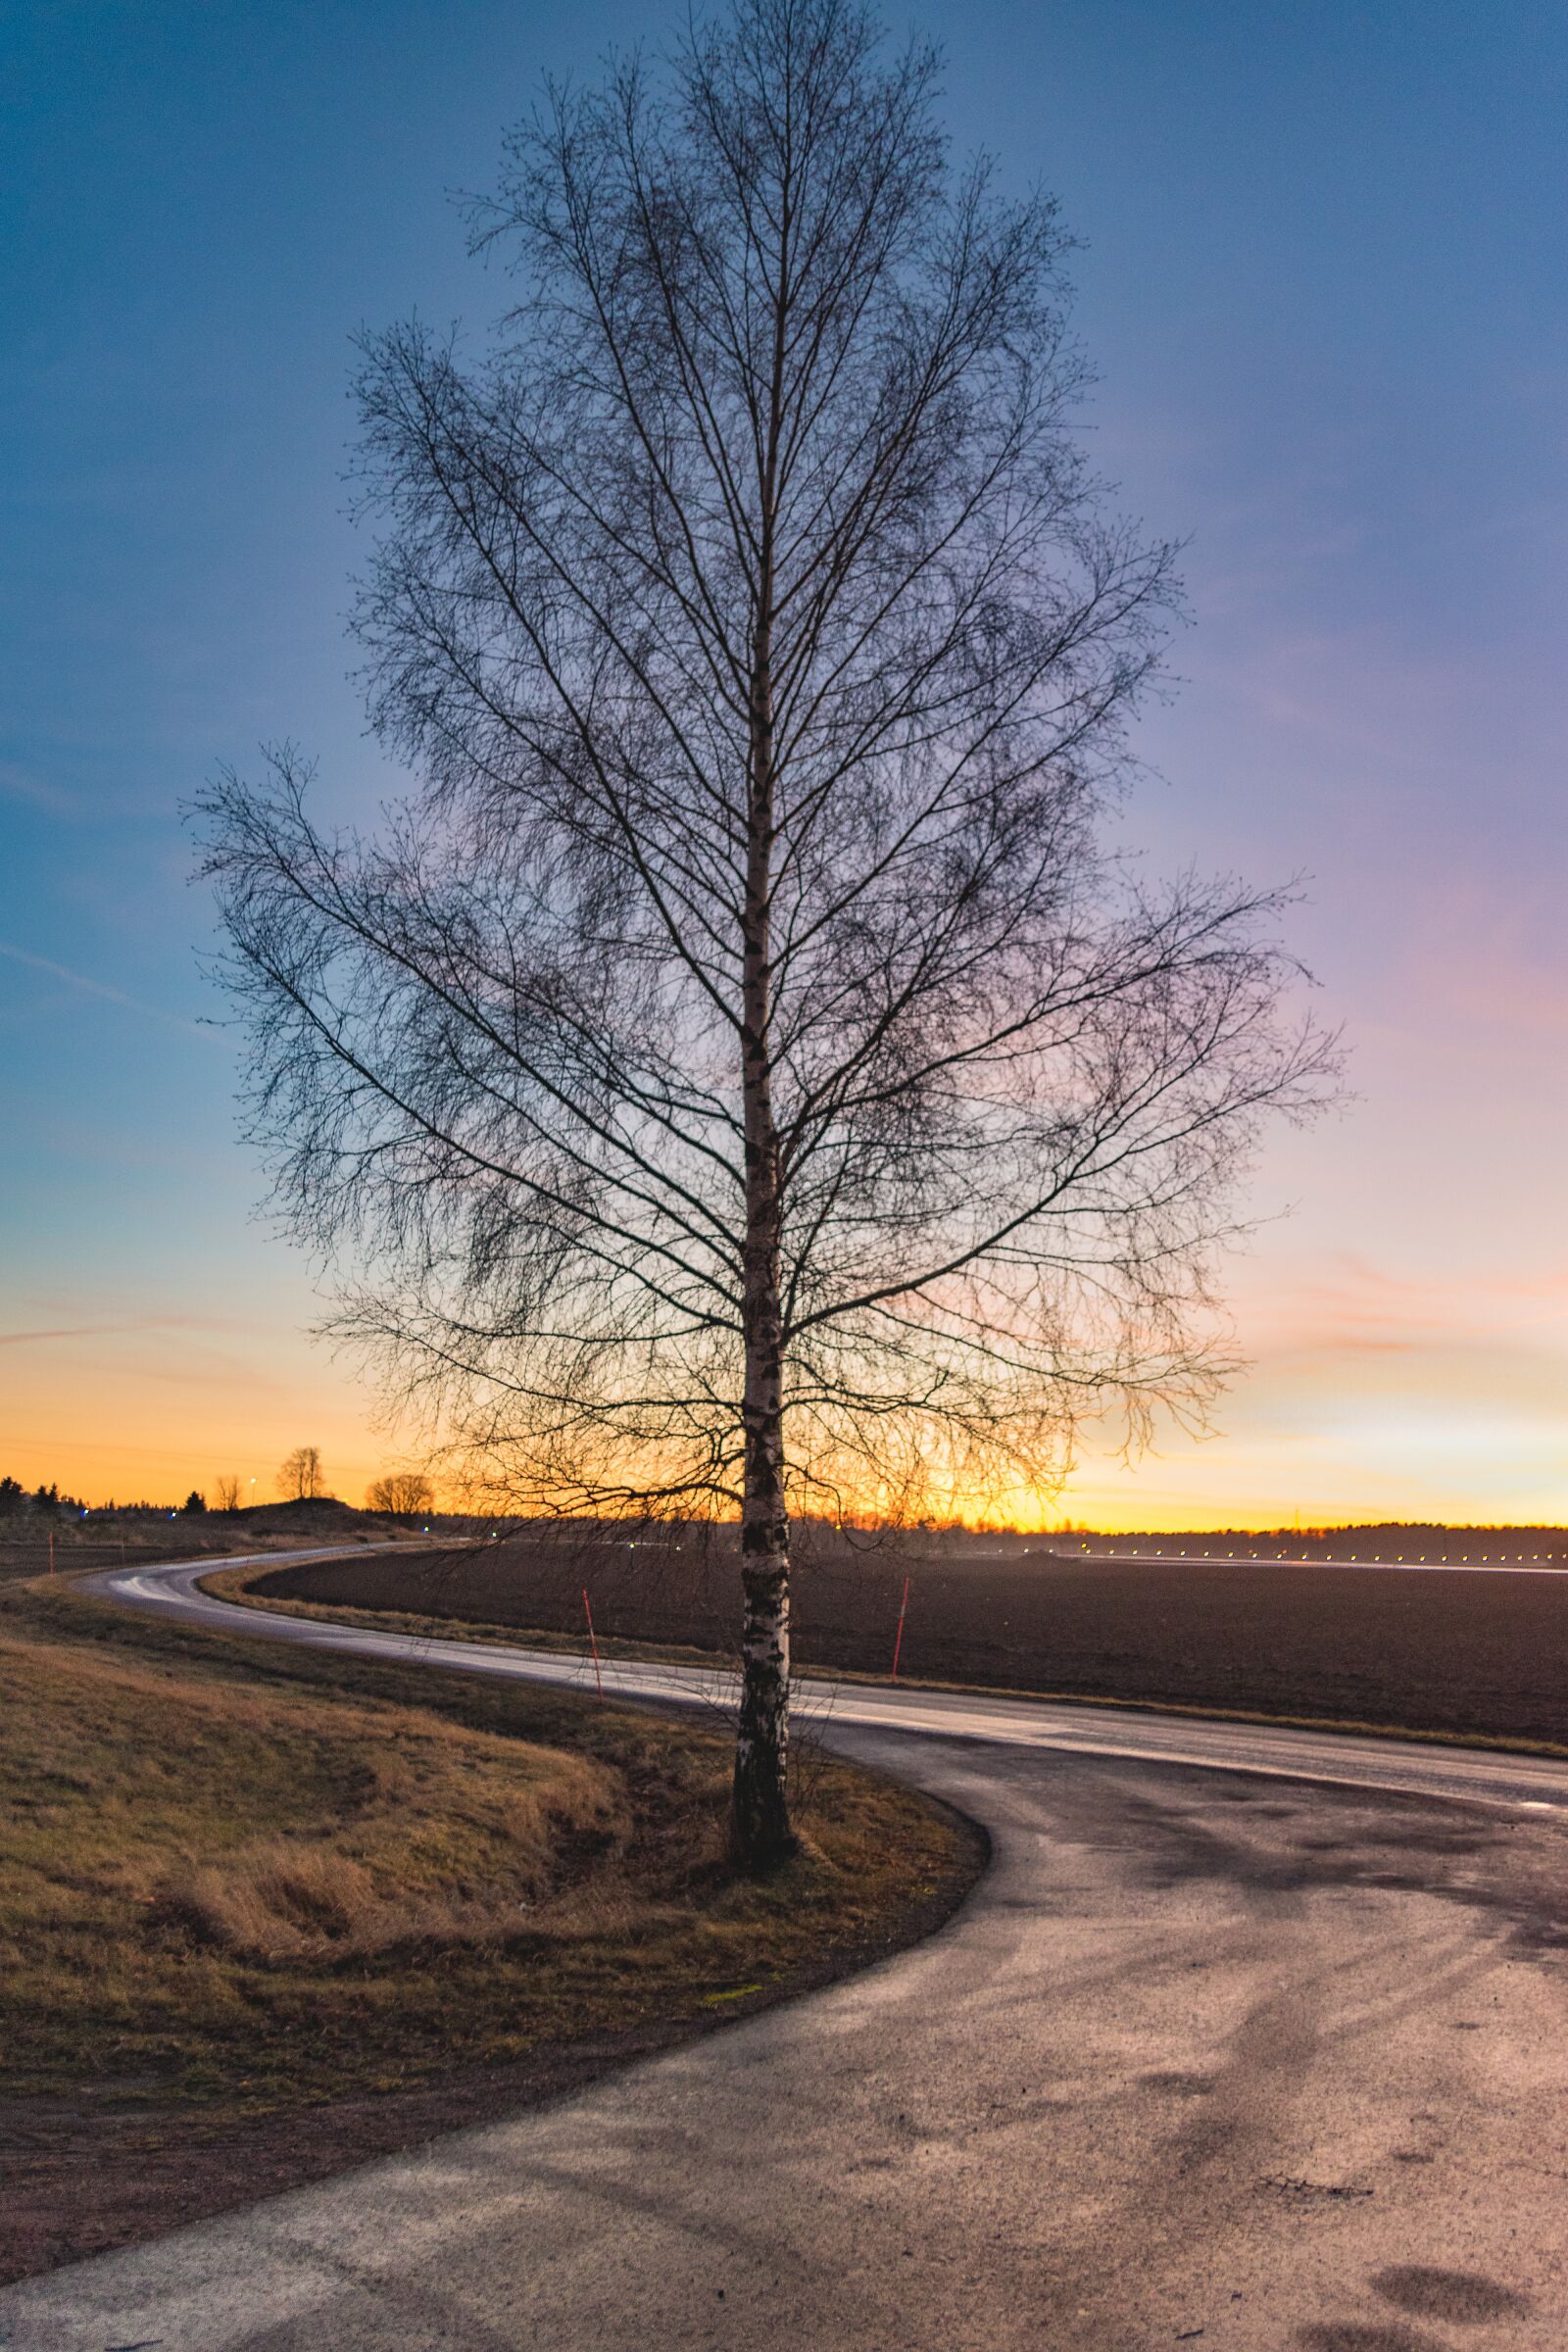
[214,1474,242,1512]
[200,0,1333,1863]
[0,1476,23,1517]
[276,1446,326,1500]
[181,1490,207,1515]
[367,1471,434,1520]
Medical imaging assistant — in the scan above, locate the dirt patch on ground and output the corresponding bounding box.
[251,1540,1568,1750]
[0,1579,983,2284]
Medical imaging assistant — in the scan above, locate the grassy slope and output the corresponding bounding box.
[1,1574,980,2281]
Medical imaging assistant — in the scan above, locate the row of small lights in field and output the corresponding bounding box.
[1057,1545,1552,1564]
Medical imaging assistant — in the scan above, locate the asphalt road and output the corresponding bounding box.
[5,1550,1567,2351]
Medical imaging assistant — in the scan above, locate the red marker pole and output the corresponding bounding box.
[891,1575,909,1682]
[582,1587,604,1700]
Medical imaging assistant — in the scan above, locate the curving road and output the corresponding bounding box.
[79,1549,1568,1812]
[5,1548,1568,2350]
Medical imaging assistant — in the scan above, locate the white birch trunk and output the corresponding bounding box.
[732,467,796,1866]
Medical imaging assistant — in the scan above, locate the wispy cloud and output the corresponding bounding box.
[0,1314,237,1348]
[0,1323,148,1348]
[0,761,74,815]
[0,941,220,1041]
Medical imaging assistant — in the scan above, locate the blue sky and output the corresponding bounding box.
[2,0,1564,1519]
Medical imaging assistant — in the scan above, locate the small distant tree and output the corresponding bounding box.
[214,1473,242,1512]
[32,1483,60,1514]
[367,1471,434,1520]
[0,1476,23,1516]
[277,1446,326,1500]
[181,1490,207,1515]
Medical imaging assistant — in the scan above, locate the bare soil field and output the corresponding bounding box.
[253,1540,1568,1751]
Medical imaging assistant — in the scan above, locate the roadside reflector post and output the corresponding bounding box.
[582,1586,604,1700]
[891,1574,910,1682]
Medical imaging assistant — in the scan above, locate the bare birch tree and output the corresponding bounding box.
[367,1470,435,1519]
[277,1446,326,1501]
[199,0,1333,1863]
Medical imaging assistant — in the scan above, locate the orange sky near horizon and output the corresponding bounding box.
[5,945,1565,1531]
[6,1222,1564,1531]
[9,948,1565,1533]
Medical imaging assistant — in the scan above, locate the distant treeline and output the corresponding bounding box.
[1074,1521,1568,1541]
[0,1478,85,1516]
[0,1478,200,1519]
[769,1516,1568,1554]
[2,1476,1562,1557]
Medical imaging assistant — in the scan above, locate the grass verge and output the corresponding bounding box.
[0,1574,983,2284]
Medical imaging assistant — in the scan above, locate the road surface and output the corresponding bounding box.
[4,1547,1565,2350]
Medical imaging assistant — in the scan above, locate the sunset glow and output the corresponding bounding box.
[2,2,1563,1530]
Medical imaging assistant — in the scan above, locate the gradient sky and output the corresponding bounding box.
[2,0,1564,1526]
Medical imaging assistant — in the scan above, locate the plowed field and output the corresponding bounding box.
[252,1541,1568,1749]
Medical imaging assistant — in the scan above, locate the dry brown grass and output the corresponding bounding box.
[0,1577,975,2132]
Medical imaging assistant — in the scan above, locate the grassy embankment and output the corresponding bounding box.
[0,1572,979,2281]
